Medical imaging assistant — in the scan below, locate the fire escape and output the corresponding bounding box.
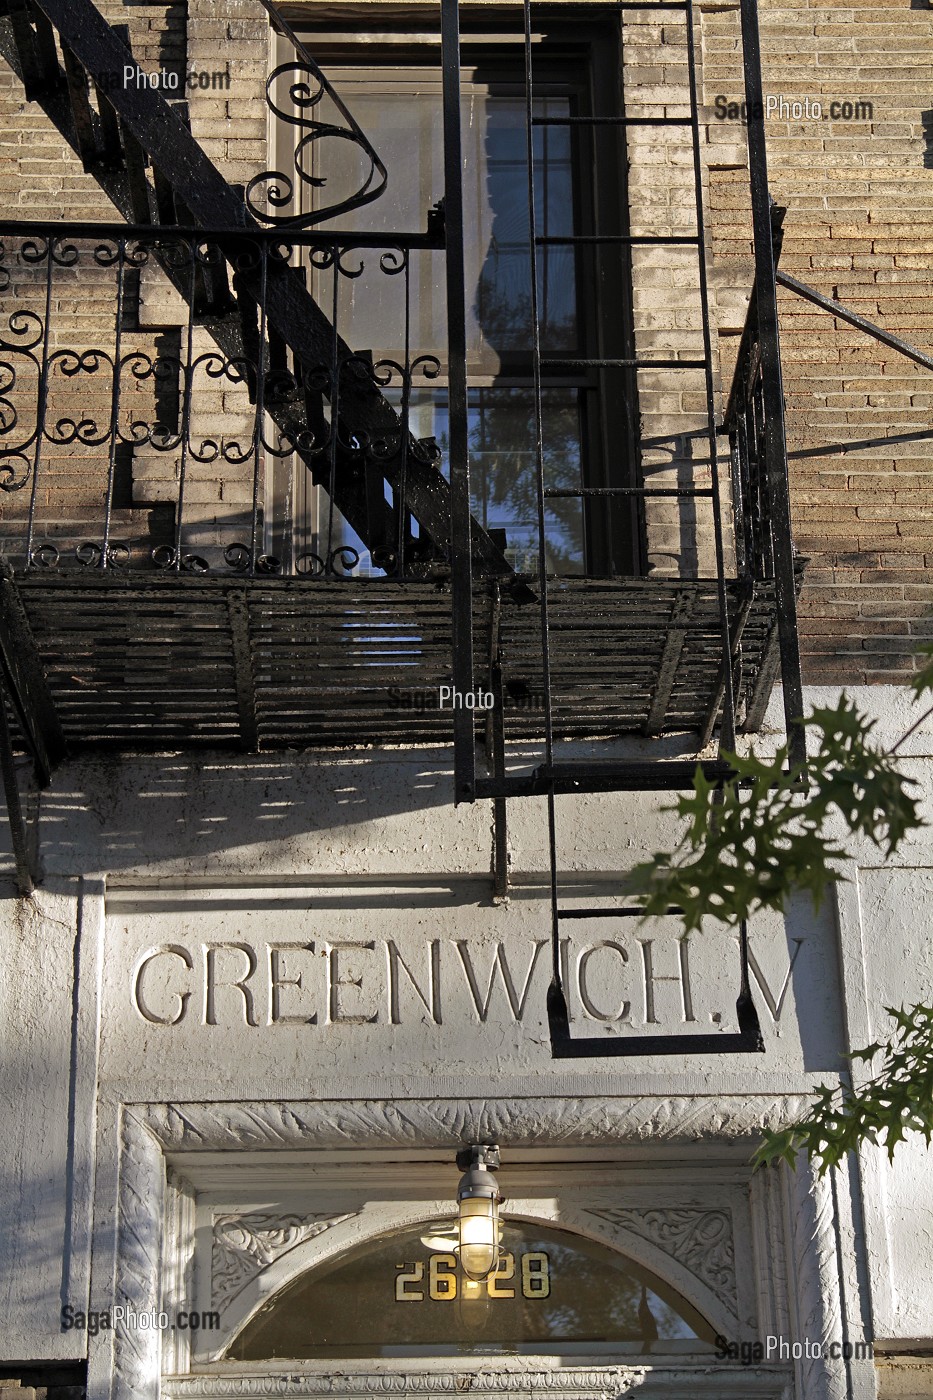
[0,0,809,1056]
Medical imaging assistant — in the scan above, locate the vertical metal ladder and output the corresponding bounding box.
[444,0,803,1056]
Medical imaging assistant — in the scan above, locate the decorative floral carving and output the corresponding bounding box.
[142,1095,813,1153]
[212,1211,359,1311]
[585,1207,736,1310]
[110,1099,810,1400]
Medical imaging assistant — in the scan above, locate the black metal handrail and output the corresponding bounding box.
[0,219,459,580]
[724,282,772,584]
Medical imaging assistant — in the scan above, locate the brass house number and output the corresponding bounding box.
[395,1252,551,1301]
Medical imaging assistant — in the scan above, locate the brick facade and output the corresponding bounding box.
[0,0,929,682]
[703,0,933,683]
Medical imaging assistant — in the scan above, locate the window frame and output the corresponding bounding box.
[276,10,645,576]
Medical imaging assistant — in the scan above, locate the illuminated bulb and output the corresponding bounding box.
[455,1144,503,1282]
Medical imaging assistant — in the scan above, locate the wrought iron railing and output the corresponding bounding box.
[0,219,456,579]
[249,0,389,228]
[724,282,773,585]
[0,216,792,592]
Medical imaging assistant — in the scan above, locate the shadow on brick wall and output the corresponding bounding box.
[922,109,933,169]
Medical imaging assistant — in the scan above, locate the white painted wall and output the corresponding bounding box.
[0,684,930,1367]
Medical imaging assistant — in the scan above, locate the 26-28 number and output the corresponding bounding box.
[395,1251,550,1301]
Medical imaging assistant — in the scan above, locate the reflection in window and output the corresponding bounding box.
[317,76,577,371]
[227,1219,717,1360]
[426,389,584,573]
[283,43,626,575]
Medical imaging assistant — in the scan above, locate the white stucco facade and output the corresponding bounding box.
[0,686,930,1398]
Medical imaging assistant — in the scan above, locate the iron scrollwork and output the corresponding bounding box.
[246,0,388,228]
[0,222,444,580]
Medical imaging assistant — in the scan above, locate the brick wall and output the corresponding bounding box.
[624,6,730,577]
[701,0,933,684]
[0,0,930,678]
[0,2,190,563]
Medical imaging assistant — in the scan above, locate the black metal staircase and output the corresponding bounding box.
[0,0,511,577]
[0,0,807,962]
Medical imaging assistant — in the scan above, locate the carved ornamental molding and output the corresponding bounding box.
[585,1207,737,1313]
[140,1094,812,1151]
[102,1095,813,1400]
[212,1212,359,1311]
[162,1365,790,1399]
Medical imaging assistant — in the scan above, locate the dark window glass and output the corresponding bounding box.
[287,29,641,576]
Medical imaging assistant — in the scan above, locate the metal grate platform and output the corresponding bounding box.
[7,572,781,753]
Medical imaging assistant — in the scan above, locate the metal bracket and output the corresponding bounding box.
[547,915,764,1058]
[456,1143,500,1172]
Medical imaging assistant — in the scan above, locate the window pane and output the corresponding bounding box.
[423,388,585,574]
[320,77,578,366]
[229,1219,717,1360]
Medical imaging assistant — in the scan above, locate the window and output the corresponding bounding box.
[278,15,643,576]
[227,1218,717,1360]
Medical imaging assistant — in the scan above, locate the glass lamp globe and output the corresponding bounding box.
[455,1144,503,1282]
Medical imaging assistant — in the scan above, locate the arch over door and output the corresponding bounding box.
[227,1218,718,1360]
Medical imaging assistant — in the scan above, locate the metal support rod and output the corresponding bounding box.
[685,0,736,753]
[739,0,806,770]
[550,914,763,1058]
[0,678,35,896]
[777,269,933,374]
[490,658,509,900]
[483,586,509,898]
[442,0,477,802]
[522,0,563,1033]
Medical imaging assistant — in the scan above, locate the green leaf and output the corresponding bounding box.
[623,695,925,935]
[755,1005,933,1174]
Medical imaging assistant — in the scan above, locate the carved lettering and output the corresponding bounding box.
[133,945,193,1025]
[327,941,379,1024]
[124,932,757,1033]
[638,937,696,1024]
[268,943,316,1025]
[386,939,442,1025]
[745,937,805,1023]
[576,941,630,1023]
[204,943,259,1027]
[455,940,547,1021]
